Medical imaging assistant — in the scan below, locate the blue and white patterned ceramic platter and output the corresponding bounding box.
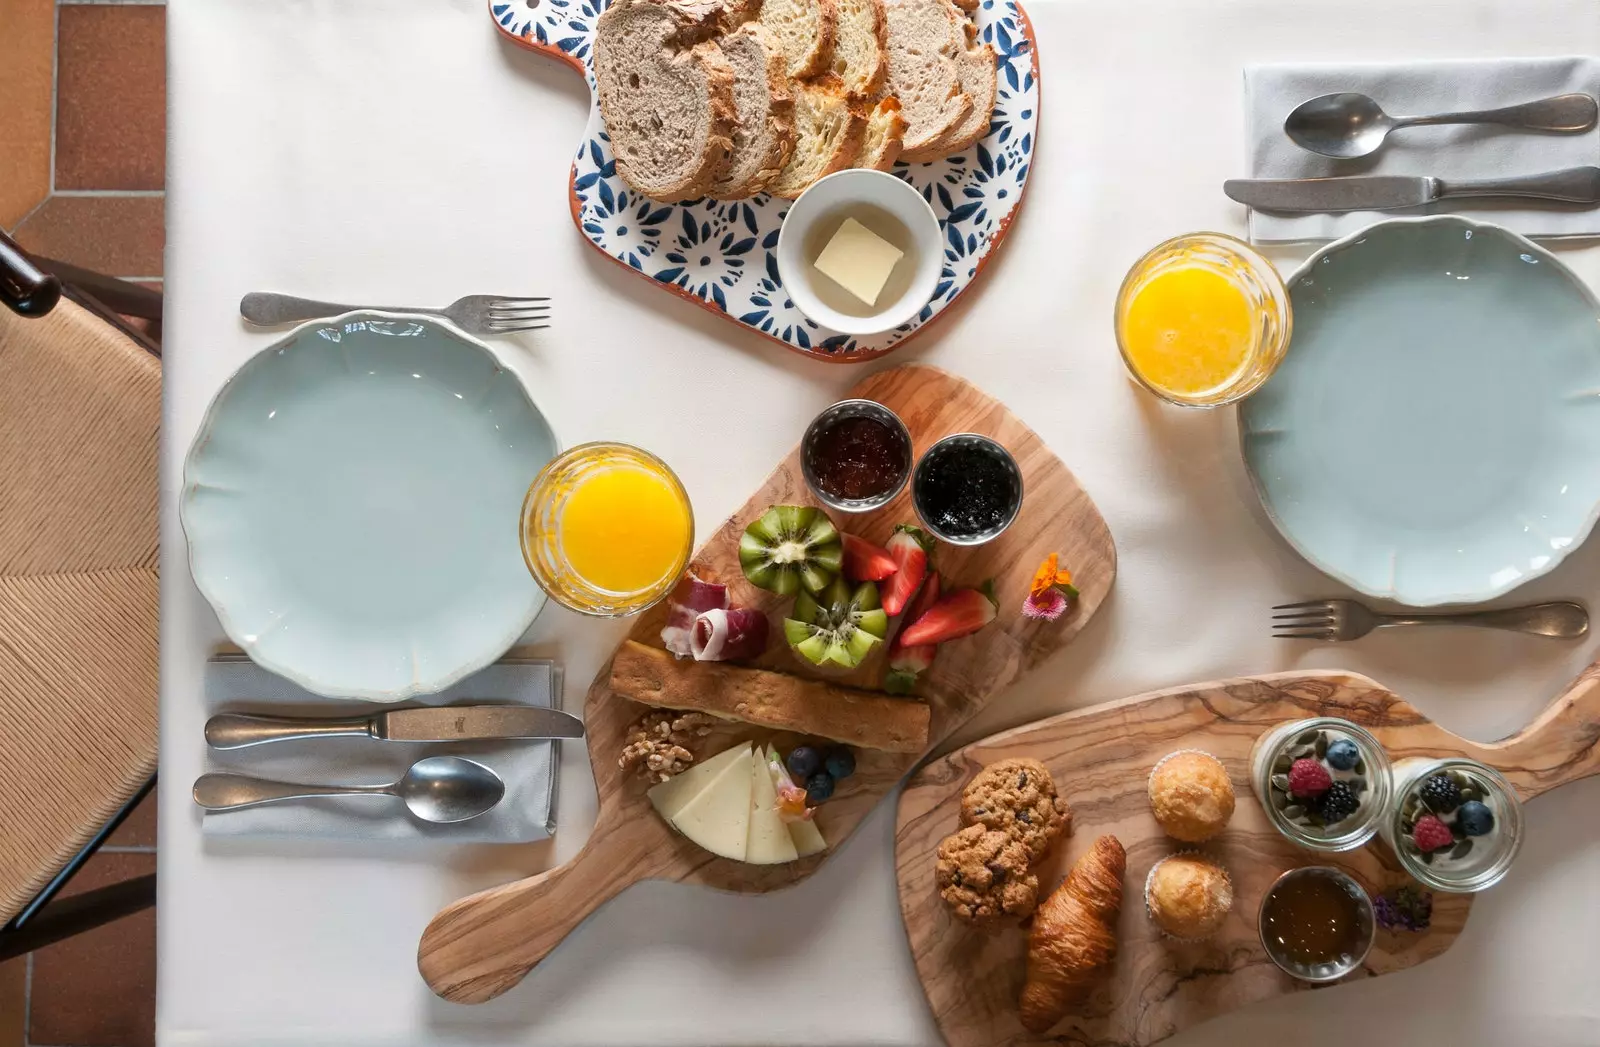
[489,0,1039,361]
[182,313,557,701]
[1240,216,1600,607]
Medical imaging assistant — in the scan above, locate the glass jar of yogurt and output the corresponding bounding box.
[1382,757,1523,893]
[1250,717,1392,853]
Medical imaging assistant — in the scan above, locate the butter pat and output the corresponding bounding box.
[813,217,905,307]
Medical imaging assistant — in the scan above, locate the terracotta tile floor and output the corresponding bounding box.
[0,1,164,1044]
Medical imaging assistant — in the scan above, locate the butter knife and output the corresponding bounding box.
[1224,166,1600,213]
[205,705,585,749]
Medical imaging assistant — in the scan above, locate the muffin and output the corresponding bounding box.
[960,757,1072,860]
[1144,853,1233,941]
[1147,750,1235,843]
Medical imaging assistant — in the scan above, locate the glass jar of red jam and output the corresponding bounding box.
[800,400,913,513]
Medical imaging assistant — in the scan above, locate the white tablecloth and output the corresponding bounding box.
[159,1,1600,1044]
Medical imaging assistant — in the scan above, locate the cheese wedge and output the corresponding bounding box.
[648,741,753,822]
[669,745,755,861]
[746,749,800,865]
[766,745,828,857]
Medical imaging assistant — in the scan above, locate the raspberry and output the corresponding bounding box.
[1419,773,1462,813]
[1287,757,1332,798]
[1318,781,1360,824]
[1412,814,1454,853]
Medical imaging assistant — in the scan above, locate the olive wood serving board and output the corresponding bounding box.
[418,363,1117,1003]
[894,662,1600,1047]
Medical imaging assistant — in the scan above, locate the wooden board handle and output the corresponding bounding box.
[1475,660,1600,800]
[418,815,653,1003]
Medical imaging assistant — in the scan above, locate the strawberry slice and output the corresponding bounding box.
[886,571,940,695]
[898,580,998,647]
[880,525,932,616]
[841,533,897,582]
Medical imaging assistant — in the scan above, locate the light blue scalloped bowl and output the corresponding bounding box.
[1240,216,1600,606]
[182,313,557,700]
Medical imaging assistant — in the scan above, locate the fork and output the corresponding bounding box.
[239,292,550,338]
[1272,599,1589,641]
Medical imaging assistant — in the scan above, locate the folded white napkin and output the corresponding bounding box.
[201,657,562,843]
[1244,56,1600,243]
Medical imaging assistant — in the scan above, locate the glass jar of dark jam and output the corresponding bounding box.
[801,400,913,512]
[911,434,1023,545]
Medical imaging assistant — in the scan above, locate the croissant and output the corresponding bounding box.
[1018,835,1125,1034]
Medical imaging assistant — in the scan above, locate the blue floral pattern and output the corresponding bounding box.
[490,0,1038,359]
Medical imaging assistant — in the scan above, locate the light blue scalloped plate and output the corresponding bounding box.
[1241,216,1600,606]
[182,314,556,700]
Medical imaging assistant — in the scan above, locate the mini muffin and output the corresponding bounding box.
[1144,853,1233,941]
[935,824,1040,924]
[960,757,1072,860]
[1147,750,1235,843]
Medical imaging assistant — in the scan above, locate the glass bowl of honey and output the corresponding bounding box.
[520,442,694,617]
[1115,232,1292,407]
[1258,866,1375,983]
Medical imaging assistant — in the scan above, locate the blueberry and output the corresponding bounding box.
[1457,799,1495,837]
[1325,738,1360,771]
[823,746,856,780]
[787,746,822,781]
[805,771,835,805]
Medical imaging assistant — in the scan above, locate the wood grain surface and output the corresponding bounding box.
[894,661,1600,1047]
[417,364,1118,1003]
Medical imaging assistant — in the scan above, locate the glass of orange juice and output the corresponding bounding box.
[520,442,694,617]
[1114,232,1292,407]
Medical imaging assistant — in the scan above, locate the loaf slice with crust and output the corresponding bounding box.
[830,0,888,98]
[929,14,996,157]
[766,76,869,198]
[759,0,837,78]
[857,97,907,170]
[670,0,762,32]
[595,0,738,202]
[611,640,931,753]
[710,23,796,198]
[881,0,972,160]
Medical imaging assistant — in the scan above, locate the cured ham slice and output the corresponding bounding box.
[660,573,729,658]
[690,607,770,662]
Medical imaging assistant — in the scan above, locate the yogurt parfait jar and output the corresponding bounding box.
[1250,718,1392,853]
[1383,758,1524,893]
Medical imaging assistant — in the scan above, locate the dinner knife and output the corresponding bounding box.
[1223,166,1600,213]
[205,705,585,749]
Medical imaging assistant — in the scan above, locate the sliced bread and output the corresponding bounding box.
[710,24,796,198]
[830,0,888,98]
[928,14,996,157]
[668,0,762,32]
[766,76,869,198]
[595,0,738,201]
[759,0,838,79]
[880,0,972,161]
[856,97,907,170]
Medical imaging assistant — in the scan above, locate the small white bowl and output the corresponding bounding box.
[775,170,942,336]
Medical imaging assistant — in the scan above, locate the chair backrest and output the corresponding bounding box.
[0,295,160,923]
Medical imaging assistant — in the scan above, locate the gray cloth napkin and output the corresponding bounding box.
[1244,56,1600,243]
[202,657,561,842]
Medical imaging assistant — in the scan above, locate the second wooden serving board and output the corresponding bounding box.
[895,661,1600,1047]
[418,364,1116,1003]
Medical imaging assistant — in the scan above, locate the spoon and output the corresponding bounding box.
[192,755,505,824]
[1285,91,1599,159]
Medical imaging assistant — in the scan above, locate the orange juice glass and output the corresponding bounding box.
[520,442,694,617]
[1115,232,1291,407]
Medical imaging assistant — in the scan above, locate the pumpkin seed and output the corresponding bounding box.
[1271,774,1291,791]
[1295,729,1320,746]
[1354,758,1367,775]
[1283,805,1306,820]
[1289,744,1316,760]
[1273,754,1293,774]
[1315,734,1329,759]
[1450,839,1474,860]
[1420,851,1435,865]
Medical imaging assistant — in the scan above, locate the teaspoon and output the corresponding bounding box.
[1285,91,1599,159]
[192,755,505,824]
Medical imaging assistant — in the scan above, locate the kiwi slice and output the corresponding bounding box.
[783,578,889,669]
[738,505,843,595]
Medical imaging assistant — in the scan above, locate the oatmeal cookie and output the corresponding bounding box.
[935,824,1040,923]
[960,758,1071,860]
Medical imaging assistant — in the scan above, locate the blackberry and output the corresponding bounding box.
[1318,781,1360,825]
[1419,772,1462,814]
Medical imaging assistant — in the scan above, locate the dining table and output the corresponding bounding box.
[159,0,1600,1044]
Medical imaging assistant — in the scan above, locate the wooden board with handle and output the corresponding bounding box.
[417,364,1118,1003]
[894,661,1600,1047]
